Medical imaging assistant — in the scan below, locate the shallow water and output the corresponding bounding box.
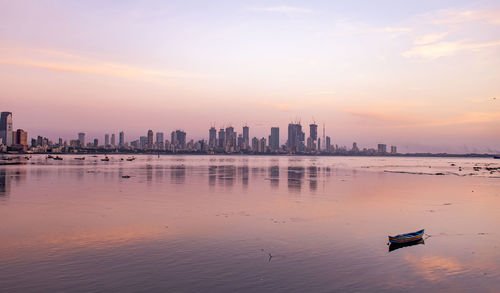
[0,155,499,292]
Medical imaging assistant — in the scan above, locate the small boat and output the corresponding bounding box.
[388,229,424,244]
[53,156,63,160]
[74,157,85,160]
[126,157,135,161]
[101,156,110,162]
[389,239,424,252]
[47,155,54,159]
[494,156,500,159]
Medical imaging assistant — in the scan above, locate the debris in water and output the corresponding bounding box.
[122,175,131,178]
[443,203,452,205]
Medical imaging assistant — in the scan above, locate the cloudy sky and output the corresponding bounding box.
[1,0,499,152]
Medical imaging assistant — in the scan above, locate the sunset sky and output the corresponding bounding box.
[1,0,499,153]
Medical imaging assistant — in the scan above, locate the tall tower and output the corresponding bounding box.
[104,134,110,147]
[209,127,217,148]
[270,127,280,151]
[78,132,85,147]
[147,130,154,149]
[0,112,13,146]
[110,133,116,146]
[119,131,125,147]
[242,126,249,148]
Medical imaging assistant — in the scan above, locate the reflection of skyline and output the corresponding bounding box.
[0,168,27,198]
[0,169,10,197]
[288,166,304,192]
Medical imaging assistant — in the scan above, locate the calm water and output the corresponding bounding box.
[0,155,499,292]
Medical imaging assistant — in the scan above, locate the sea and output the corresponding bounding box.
[0,155,499,292]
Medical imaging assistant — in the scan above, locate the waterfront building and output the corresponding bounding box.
[78,132,85,147]
[287,123,305,153]
[94,138,98,147]
[308,123,318,151]
[391,146,397,154]
[12,129,28,150]
[259,137,267,153]
[156,132,164,150]
[140,136,148,149]
[243,126,249,149]
[326,136,331,152]
[105,134,110,147]
[218,128,225,149]
[209,127,217,148]
[269,127,279,151]
[175,130,186,150]
[119,131,125,147]
[0,112,13,146]
[111,134,116,146]
[352,142,359,153]
[147,130,154,149]
[378,144,387,154]
[251,137,259,152]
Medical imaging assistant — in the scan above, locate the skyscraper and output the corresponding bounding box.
[119,131,125,147]
[326,136,331,152]
[13,129,28,147]
[111,134,116,146]
[287,123,304,153]
[0,112,13,146]
[270,127,279,151]
[378,144,387,154]
[225,126,235,150]
[174,130,186,149]
[242,126,249,149]
[78,132,85,147]
[209,127,217,148]
[147,130,154,149]
[156,132,164,150]
[104,134,110,147]
[218,128,225,149]
[308,123,318,151]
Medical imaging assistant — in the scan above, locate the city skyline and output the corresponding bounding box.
[1,1,499,153]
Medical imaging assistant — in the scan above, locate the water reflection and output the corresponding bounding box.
[0,156,499,292]
[0,169,10,197]
[288,166,304,192]
[308,166,318,191]
[170,165,185,184]
[208,166,216,186]
[269,166,279,189]
[388,239,425,252]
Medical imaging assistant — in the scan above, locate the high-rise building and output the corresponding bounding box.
[104,134,110,147]
[326,136,331,152]
[78,132,85,147]
[119,131,125,147]
[175,130,186,149]
[140,136,148,149]
[352,142,359,153]
[378,144,387,154]
[147,130,154,149]
[0,112,13,146]
[270,127,279,151]
[259,137,267,153]
[111,134,116,146]
[307,123,318,151]
[242,126,249,149]
[209,127,217,148]
[156,132,164,150]
[225,126,235,150]
[251,137,259,152]
[13,129,28,147]
[391,146,397,154]
[94,138,99,147]
[218,128,225,149]
[287,123,304,153]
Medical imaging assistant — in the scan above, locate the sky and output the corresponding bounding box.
[0,0,499,153]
